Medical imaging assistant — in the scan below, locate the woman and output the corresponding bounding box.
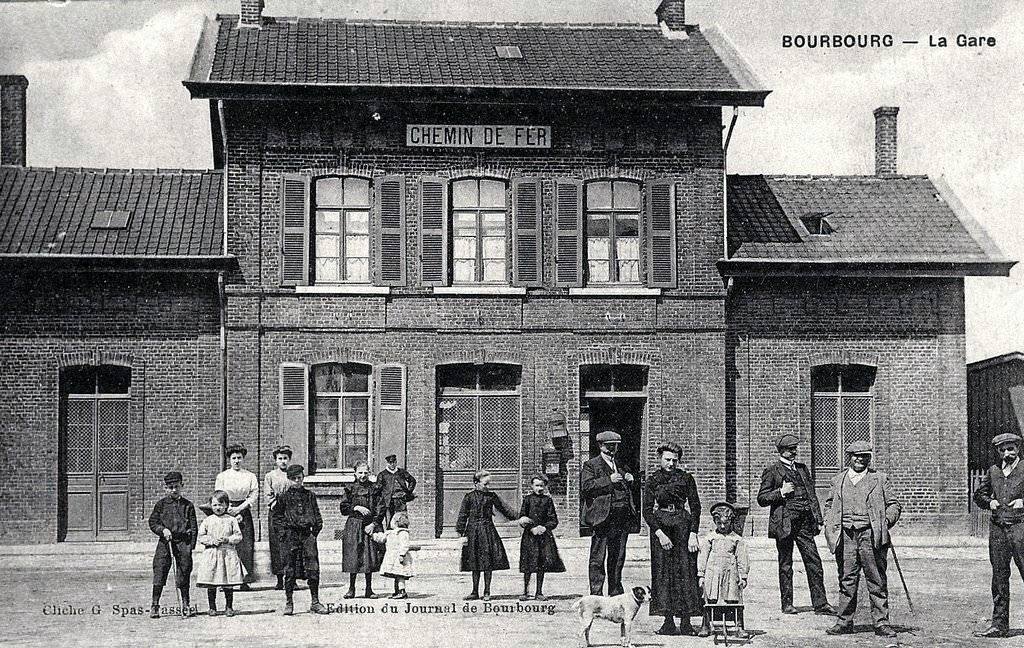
[339,460,384,599]
[214,444,260,588]
[643,441,703,636]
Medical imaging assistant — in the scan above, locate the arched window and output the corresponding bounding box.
[311,362,372,470]
[313,176,370,284]
[585,180,641,284]
[451,178,508,284]
[811,364,876,480]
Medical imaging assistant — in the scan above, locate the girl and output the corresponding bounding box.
[372,511,415,599]
[339,460,384,598]
[697,501,750,639]
[456,470,530,601]
[213,444,259,588]
[518,475,565,601]
[196,490,246,616]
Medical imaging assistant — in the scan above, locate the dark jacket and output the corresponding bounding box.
[148,495,198,547]
[339,480,385,526]
[823,469,901,553]
[974,462,1024,527]
[580,454,637,529]
[757,460,823,539]
[273,486,323,536]
[642,468,701,534]
[377,468,417,504]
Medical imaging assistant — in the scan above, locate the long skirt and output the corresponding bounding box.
[342,517,382,573]
[279,528,320,581]
[649,510,702,617]
[519,530,566,574]
[231,503,256,582]
[268,513,284,576]
[461,521,510,572]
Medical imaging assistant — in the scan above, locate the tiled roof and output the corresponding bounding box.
[726,174,1010,266]
[0,166,223,257]
[185,15,766,100]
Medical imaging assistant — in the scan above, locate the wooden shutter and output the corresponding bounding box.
[646,178,677,288]
[419,176,449,287]
[279,174,310,286]
[512,177,543,287]
[375,364,407,465]
[279,363,309,469]
[376,175,407,286]
[554,179,584,287]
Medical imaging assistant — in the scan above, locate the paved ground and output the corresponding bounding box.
[1,537,1020,648]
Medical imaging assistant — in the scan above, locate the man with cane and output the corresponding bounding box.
[822,441,902,638]
[974,432,1024,638]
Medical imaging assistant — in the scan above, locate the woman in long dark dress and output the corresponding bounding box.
[456,469,528,601]
[339,460,384,598]
[643,441,703,636]
[518,475,565,601]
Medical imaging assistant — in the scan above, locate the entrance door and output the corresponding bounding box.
[582,398,645,534]
[60,366,131,542]
[436,364,522,538]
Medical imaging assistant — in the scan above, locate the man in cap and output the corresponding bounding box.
[974,432,1024,638]
[377,453,417,529]
[757,434,835,616]
[148,471,198,618]
[273,464,329,615]
[580,428,637,596]
[822,441,902,638]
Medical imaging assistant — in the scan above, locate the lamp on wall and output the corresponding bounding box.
[550,414,571,455]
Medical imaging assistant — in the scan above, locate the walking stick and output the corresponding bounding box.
[166,536,185,616]
[888,543,914,614]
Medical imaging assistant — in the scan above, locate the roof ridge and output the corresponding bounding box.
[0,165,221,176]
[760,174,931,181]
[215,13,661,30]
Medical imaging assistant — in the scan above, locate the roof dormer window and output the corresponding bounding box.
[801,213,833,236]
[494,45,523,59]
[90,210,131,230]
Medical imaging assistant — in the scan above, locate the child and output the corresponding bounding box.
[697,501,750,639]
[456,469,531,601]
[373,511,415,599]
[196,490,246,616]
[148,471,198,618]
[518,475,565,601]
[264,445,294,590]
[339,460,384,598]
[273,464,328,615]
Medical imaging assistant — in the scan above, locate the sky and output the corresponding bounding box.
[0,0,1021,362]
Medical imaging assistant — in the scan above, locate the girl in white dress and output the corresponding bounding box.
[196,491,246,616]
[372,511,415,599]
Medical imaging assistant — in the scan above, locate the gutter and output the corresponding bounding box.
[718,258,1017,278]
[218,271,228,472]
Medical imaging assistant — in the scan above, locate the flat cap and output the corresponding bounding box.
[286,464,305,479]
[385,454,398,462]
[709,501,736,514]
[845,441,873,455]
[595,430,622,444]
[992,433,1023,447]
[776,434,800,449]
[163,471,183,485]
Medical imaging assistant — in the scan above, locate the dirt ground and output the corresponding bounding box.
[1,542,1020,648]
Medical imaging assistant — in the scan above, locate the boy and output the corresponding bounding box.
[274,464,329,615]
[148,471,198,618]
[264,445,294,590]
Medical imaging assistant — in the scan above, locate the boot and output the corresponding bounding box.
[697,614,712,638]
[150,604,160,619]
[282,600,294,616]
[275,575,284,591]
[310,600,329,615]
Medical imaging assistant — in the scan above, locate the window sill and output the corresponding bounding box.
[294,285,391,295]
[303,473,356,485]
[569,287,662,297]
[432,286,528,296]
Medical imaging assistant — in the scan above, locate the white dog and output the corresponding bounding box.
[572,586,651,648]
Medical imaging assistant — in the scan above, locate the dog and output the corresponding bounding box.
[572,586,651,648]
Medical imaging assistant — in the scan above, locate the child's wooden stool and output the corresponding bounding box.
[704,602,746,645]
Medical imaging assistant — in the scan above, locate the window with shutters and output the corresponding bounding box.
[585,180,641,284]
[313,176,371,284]
[451,179,509,284]
[311,363,373,471]
[810,364,876,483]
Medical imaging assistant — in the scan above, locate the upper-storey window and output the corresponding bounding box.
[452,179,508,284]
[585,180,641,284]
[313,176,370,284]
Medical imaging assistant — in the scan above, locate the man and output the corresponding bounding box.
[580,428,637,596]
[273,464,329,616]
[974,432,1024,638]
[823,441,902,638]
[377,453,417,528]
[264,445,294,590]
[757,434,835,616]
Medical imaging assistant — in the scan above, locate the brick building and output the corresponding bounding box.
[0,0,1014,543]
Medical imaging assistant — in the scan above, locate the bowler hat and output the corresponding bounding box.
[595,430,622,444]
[775,434,800,449]
[845,441,873,455]
[992,433,1023,447]
[286,464,305,479]
[163,471,183,485]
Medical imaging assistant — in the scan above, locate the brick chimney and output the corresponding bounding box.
[873,106,899,175]
[0,75,27,167]
[240,0,264,27]
[655,0,686,31]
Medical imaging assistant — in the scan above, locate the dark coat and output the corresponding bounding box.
[148,495,198,548]
[377,468,417,507]
[757,460,823,539]
[643,468,702,617]
[823,469,901,554]
[518,493,565,574]
[457,489,517,572]
[580,454,637,530]
[273,485,323,580]
[339,480,384,573]
[974,462,1024,527]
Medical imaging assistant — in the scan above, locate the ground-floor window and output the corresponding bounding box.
[311,362,372,470]
[811,364,876,484]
